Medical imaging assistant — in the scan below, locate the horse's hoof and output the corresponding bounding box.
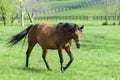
[25,66,28,69]
[63,67,67,71]
[61,70,64,73]
[61,68,64,73]
[48,68,52,71]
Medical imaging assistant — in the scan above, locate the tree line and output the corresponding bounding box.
[103,0,120,25]
[0,0,39,26]
[0,0,120,26]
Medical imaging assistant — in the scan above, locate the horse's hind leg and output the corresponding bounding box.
[26,41,36,68]
[42,48,51,70]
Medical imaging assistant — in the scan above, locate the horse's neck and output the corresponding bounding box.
[54,29,73,44]
[63,33,73,43]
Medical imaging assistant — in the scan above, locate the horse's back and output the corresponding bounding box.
[28,23,57,49]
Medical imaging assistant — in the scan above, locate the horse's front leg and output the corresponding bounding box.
[42,48,51,70]
[58,47,64,72]
[64,47,74,71]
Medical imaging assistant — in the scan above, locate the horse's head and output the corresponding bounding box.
[56,22,84,48]
[73,25,84,48]
[63,23,84,48]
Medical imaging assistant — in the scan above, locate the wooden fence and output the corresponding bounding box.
[32,16,120,21]
[0,16,119,21]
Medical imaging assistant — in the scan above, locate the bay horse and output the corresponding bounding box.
[9,22,84,72]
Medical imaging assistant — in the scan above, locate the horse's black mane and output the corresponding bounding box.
[56,22,75,31]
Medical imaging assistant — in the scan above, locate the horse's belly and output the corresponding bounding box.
[46,43,57,49]
[38,40,57,49]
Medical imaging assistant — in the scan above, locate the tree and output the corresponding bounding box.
[0,0,8,25]
[10,1,19,23]
[115,0,120,25]
[0,0,18,25]
[111,0,120,25]
[19,0,24,26]
[24,0,38,23]
[103,0,109,25]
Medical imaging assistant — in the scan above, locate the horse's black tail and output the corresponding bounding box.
[8,25,33,46]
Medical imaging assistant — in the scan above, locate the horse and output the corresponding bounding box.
[9,22,84,72]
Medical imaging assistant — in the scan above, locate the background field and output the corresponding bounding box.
[38,0,115,16]
[0,22,120,80]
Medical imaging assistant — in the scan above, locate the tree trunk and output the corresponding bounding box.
[1,6,6,26]
[119,13,120,25]
[11,14,18,23]
[104,0,108,24]
[20,0,24,26]
[27,12,33,23]
[25,7,34,23]
[2,15,6,26]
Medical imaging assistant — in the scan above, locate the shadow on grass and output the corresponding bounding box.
[82,43,120,49]
[15,66,49,73]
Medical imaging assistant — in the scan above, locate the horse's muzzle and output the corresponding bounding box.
[76,43,80,48]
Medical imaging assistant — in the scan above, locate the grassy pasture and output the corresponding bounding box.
[1,20,117,27]
[40,0,92,9]
[39,1,115,17]
[0,23,120,80]
[40,5,105,16]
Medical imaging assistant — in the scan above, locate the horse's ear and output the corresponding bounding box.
[74,24,77,28]
[80,25,84,29]
[56,22,64,30]
[73,24,77,31]
[58,22,63,25]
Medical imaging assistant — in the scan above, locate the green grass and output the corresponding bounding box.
[0,23,120,80]
[1,20,118,27]
[39,0,92,9]
[40,5,105,16]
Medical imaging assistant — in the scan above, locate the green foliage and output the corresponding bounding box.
[0,0,18,21]
[102,22,108,25]
[0,24,120,80]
